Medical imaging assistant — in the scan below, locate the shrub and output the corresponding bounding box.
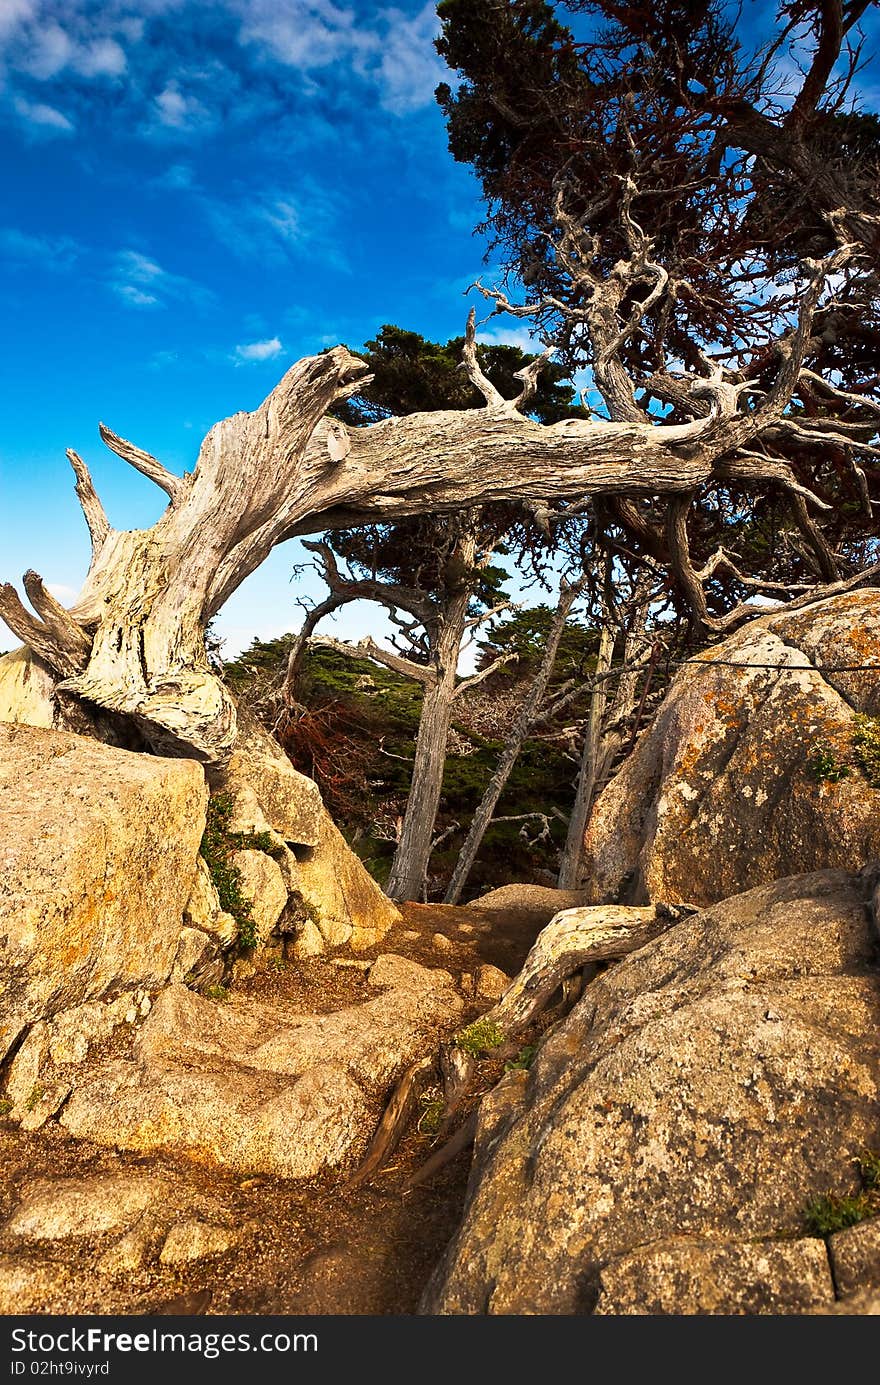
[456,1018,504,1058]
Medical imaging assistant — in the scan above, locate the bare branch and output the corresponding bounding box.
[66,449,110,559]
[0,580,88,678]
[309,634,436,687]
[22,571,91,664]
[461,308,507,407]
[452,650,518,699]
[512,347,554,411]
[98,423,186,505]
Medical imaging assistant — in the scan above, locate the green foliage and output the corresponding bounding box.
[417,1091,446,1137]
[852,716,880,788]
[199,793,263,951]
[505,1044,536,1071]
[221,634,294,694]
[806,719,880,789]
[456,1018,504,1058]
[803,1148,880,1235]
[476,606,598,686]
[25,1085,45,1113]
[223,631,586,898]
[336,322,583,427]
[204,985,230,1003]
[808,745,850,783]
[0,1098,13,1116]
[803,1193,875,1237]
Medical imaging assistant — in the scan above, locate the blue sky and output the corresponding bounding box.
[0,0,533,658]
[2,2,878,661]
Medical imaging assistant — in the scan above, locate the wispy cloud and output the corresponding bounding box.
[202,183,349,270]
[0,225,80,268]
[374,4,445,114]
[13,94,73,131]
[20,22,126,80]
[477,324,547,354]
[110,248,213,310]
[236,0,443,111]
[153,80,210,131]
[233,336,283,363]
[236,0,377,72]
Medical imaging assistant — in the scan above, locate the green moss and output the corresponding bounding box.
[417,1092,446,1137]
[25,1085,45,1113]
[852,715,880,787]
[804,1148,880,1235]
[204,984,230,1002]
[807,744,850,783]
[230,828,279,856]
[456,1018,504,1058]
[199,793,268,952]
[803,1192,874,1236]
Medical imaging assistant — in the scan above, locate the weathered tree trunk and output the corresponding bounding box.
[443,578,583,905]
[0,350,369,763]
[385,551,473,901]
[1,257,860,767]
[557,621,615,889]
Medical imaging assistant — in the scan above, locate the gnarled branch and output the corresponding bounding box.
[98,423,186,505]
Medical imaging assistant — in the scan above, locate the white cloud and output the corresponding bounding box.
[477,324,546,354]
[0,225,80,267]
[47,582,78,604]
[76,37,126,78]
[236,0,444,113]
[154,80,209,130]
[375,3,445,114]
[234,336,283,362]
[237,0,376,71]
[0,1,39,42]
[110,248,212,310]
[13,95,73,130]
[21,20,71,78]
[10,14,126,81]
[114,283,159,307]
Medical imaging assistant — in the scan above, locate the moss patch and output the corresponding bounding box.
[199,793,281,952]
[804,1149,880,1236]
[456,1017,504,1058]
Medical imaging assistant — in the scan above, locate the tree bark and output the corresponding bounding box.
[557,621,615,889]
[385,531,476,901]
[1,251,860,766]
[443,578,583,905]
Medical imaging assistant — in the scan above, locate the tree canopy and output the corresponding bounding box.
[435,0,880,627]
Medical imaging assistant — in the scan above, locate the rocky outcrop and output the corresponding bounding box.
[0,653,398,960]
[219,703,322,847]
[292,811,399,949]
[56,957,464,1178]
[584,590,880,906]
[422,870,880,1315]
[0,648,56,728]
[0,723,207,1064]
[468,884,587,917]
[0,1172,244,1304]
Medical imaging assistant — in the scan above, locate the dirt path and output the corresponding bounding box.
[0,901,548,1315]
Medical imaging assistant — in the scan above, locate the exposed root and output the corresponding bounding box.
[404,1112,479,1191]
[352,900,700,1190]
[347,1056,436,1190]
